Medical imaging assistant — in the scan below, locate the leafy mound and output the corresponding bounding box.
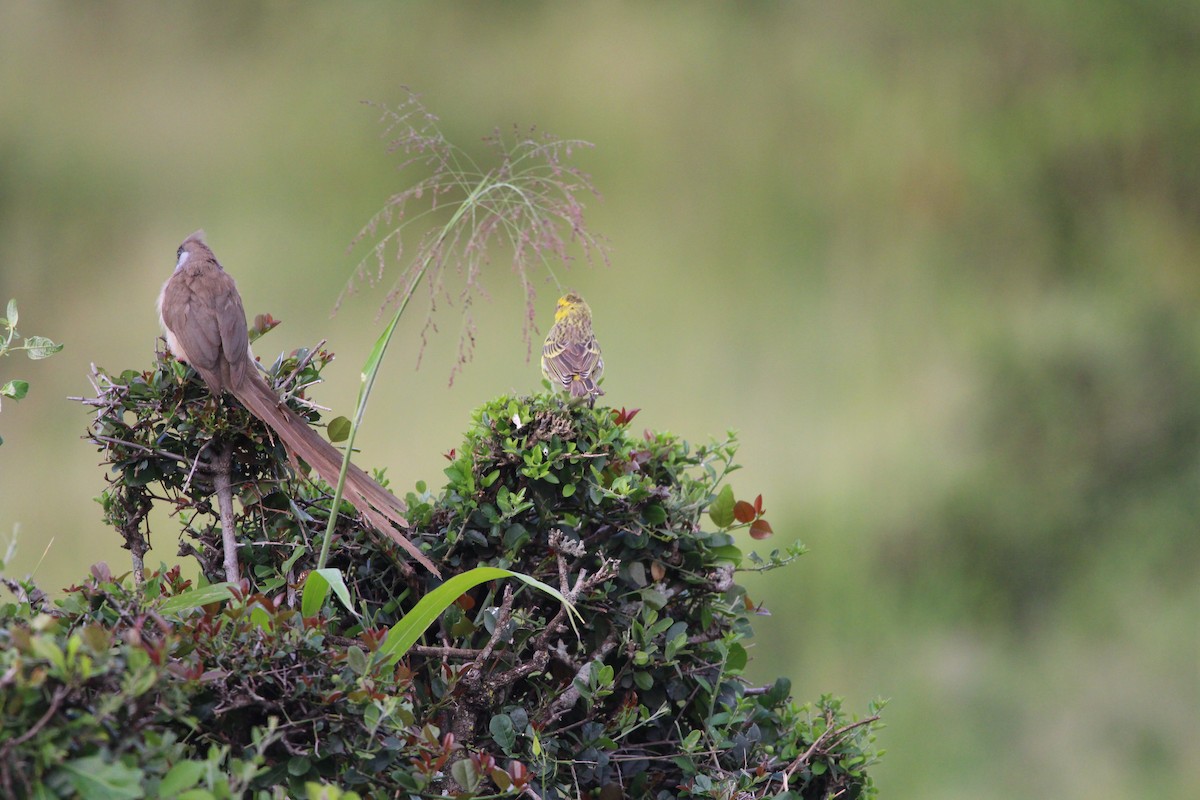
[0,358,881,799]
[406,395,881,798]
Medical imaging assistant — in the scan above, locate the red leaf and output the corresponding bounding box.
[508,761,530,789]
[252,313,281,337]
[733,500,756,524]
[612,406,642,425]
[754,494,764,515]
[749,518,774,539]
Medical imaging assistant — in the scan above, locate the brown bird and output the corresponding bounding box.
[158,231,439,576]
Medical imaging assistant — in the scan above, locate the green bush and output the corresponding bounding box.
[0,352,882,798]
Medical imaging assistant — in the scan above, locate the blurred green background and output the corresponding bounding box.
[2,2,1198,797]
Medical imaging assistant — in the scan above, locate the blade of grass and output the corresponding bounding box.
[316,177,492,572]
[375,566,579,666]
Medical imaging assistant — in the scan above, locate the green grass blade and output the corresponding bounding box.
[301,568,358,618]
[376,567,578,665]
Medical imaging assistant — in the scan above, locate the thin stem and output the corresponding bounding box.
[316,174,493,571]
[212,439,241,584]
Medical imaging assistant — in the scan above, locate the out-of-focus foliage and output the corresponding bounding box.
[0,298,63,445]
[887,307,1200,628]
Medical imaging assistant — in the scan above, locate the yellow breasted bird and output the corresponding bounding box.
[541,291,604,407]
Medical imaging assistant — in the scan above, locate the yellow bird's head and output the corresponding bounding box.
[554,291,590,324]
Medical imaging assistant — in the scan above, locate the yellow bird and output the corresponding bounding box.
[541,291,604,407]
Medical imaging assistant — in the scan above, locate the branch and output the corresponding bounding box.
[0,685,68,752]
[91,434,188,463]
[0,577,49,611]
[210,439,241,584]
[781,713,881,791]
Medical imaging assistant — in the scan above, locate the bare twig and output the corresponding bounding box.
[410,644,483,659]
[0,577,49,611]
[91,435,188,463]
[780,714,881,792]
[0,685,67,751]
[211,439,241,583]
[544,632,620,724]
[274,338,327,397]
[0,684,67,794]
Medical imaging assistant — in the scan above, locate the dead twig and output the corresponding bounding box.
[781,713,881,792]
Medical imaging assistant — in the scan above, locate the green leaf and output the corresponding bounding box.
[1,379,29,400]
[326,416,352,443]
[23,336,62,359]
[158,761,205,795]
[450,759,480,793]
[346,646,368,675]
[643,503,667,525]
[709,484,736,528]
[764,677,792,705]
[56,756,145,800]
[362,306,400,382]
[489,714,517,753]
[726,641,748,672]
[176,791,217,800]
[640,587,668,610]
[157,582,235,615]
[280,544,308,575]
[665,631,687,661]
[248,605,273,631]
[710,544,743,566]
[5,298,15,327]
[302,568,357,617]
[302,570,330,618]
[377,567,579,665]
[323,571,356,615]
[29,636,65,670]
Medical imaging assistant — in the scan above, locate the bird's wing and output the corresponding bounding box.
[544,336,597,377]
[161,270,226,390]
[213,274,252,388]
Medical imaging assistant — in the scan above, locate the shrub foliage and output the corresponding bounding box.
[0,348,882,799]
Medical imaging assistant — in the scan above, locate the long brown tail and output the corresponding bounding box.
[234,375,440,576]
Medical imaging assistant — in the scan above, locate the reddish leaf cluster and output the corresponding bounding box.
[611,406,641,426]
[735,494,774,539]
[250,313,281,339]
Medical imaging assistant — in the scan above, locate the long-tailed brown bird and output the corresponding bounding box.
[158,231,439,576]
